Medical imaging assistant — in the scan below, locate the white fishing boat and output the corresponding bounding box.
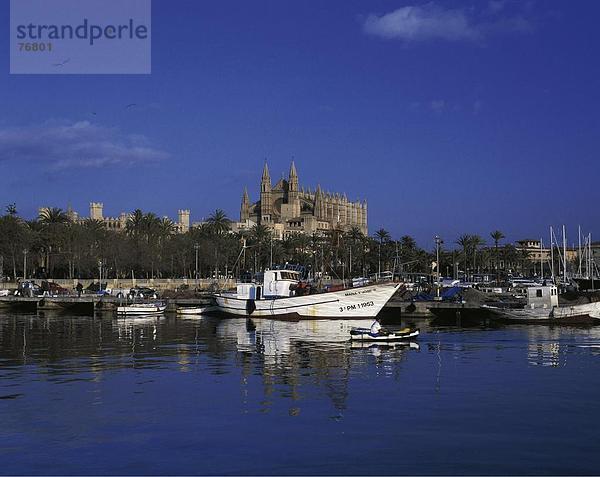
[116,302,166,316]
[214,268,401,319]
[350,327,420,341]
[483,285,600,324]
[176,306,214,315]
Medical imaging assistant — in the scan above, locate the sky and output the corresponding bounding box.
[1,0,599,248]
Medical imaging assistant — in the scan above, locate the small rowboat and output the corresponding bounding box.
[176,306,213,315]
[350,327,420,341]
[116,303,166,315]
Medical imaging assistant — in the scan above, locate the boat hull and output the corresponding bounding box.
[176,306,214,315]
[215,282,401,319]
[116,304,166,315]
[484,302,600,324]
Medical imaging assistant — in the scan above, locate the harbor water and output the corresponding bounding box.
[1,312,600,475]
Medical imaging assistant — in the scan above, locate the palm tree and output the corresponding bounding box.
[206,209,231,235]
[125,209,145,238]
[470,235,485,275]
[38,207,71,276]
[39,207,69,225]
[374,228,391,277]
[456,234,472,280]
[490,230,505,284]
[345,226,365,277]
[249,224,272,271]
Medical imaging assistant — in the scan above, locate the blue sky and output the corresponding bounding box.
[1,0,599,248]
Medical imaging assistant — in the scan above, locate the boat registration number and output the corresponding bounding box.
[339,301,374,312]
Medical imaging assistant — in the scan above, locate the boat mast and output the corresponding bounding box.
[578,225,582,277]
[550,226,555,281]
[540,238,543,278]
[562,225,567,284]
[588,232,596,291]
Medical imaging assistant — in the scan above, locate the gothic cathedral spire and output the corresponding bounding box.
[260,161,273,221]
[240,187,250,221]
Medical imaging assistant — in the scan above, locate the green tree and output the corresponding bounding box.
[490,230,505,284]
[38,207,71,276]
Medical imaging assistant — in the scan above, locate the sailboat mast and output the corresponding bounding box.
[562,225,567,284]
[550,226,555,280]
[588,232,596,291]
[579,225,582,276]
[540,238,543,278]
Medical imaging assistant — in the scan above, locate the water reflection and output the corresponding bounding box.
[3,312,600,474]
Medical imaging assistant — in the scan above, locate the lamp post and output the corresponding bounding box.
[23,249,28,280]
[194,243,200,290]
[378,241,381,280]
[434,235,443,299]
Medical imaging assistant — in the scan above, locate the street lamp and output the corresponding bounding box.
[434,235,443,299]
[23,249,28,280]
[194,243,200,290]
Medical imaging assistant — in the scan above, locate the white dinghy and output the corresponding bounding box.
[116,302,166,316]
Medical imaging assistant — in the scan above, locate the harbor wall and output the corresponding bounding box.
[0,278,236,292]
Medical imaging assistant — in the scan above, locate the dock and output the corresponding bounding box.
[0,295,212,314]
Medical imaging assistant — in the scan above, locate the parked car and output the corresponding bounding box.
[40,281,69,296]
[129,287,158,299]
[15,281,44,297]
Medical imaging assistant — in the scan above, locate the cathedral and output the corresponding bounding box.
[235,162,368,239]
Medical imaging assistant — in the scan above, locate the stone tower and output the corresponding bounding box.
[240,187,250,221]
[260,162,272,222]
[288,160,300,217]
[90,202,103,221]
[178,209,190,232]
[314,185,324,219]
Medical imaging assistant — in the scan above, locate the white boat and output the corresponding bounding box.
[215,269,401,319]
[483,285,600,324]
[349,327,420,341]
[116,302,166,315]
[176,306,214,315]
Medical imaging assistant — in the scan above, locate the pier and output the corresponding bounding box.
[0,295,212,314]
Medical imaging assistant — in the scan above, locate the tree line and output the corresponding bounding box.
[0,204,533,281]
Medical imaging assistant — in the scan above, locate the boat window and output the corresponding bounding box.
[280,272,297,280]
[536,289,543,297]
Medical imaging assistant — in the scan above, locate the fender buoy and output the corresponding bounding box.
[246,299,256,316]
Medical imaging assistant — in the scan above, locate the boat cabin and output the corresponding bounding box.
[526,285,558,309]
[235,269,301,300]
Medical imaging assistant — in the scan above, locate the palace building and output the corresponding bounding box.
[40,203,191,234]
[234,161,368,239]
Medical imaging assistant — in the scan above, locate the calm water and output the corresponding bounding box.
[1,311,600,475]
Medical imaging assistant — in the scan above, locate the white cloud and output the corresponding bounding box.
[364,3,479,42]
[363,2,532,43]
[0,120,170,170]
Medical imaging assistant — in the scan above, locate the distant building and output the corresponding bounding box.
[40,203,191,233]
[515,239,578,264]
[234,161,368,239]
